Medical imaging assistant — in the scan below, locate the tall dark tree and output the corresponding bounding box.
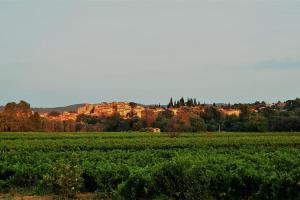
[187,98,195,107]
[179,97,185,107]
[193,98,197,106]
[167,98,174,108]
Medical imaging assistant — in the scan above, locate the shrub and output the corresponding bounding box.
[93,164,130,198]
[153,160,190,199]
[184,165,213,200]
[0,180,9,192]
[82,170,97,192]
[42,162,83,197]
[118,171,154,200]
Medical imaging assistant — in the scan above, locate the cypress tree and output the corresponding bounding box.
[180,97,185,107]
[167,98,174,108]
[193,98,197,106]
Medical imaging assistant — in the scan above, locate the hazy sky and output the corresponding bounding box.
[1,0,300,107]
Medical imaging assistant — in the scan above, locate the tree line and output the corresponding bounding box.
[0,98,300,132]
[167,97,200,108]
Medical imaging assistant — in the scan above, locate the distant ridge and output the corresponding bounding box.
[0,103,144,113]
[32,104,85,113]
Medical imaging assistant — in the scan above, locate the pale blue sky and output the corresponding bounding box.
[0,0,300,107]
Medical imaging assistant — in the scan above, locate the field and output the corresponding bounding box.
[1,132,300,199]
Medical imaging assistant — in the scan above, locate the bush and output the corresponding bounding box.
[0,180,9,192]
[82,170,98,192]
[42,162,83,197]
[153,160,190,199]
[92,164,130,198]
[0,164,15,191]
[184,165,214,200]
[118,171,154,200]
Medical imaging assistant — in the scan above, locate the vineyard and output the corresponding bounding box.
[0,132,300,199]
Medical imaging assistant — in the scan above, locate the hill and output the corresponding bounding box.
[32,104,85,113]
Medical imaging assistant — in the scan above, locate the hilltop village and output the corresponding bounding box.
[40,102,240,122]
[0,98,299,132]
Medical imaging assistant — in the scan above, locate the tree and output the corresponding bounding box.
[222,115,241,131]
[166,110,195,132]
[76,114,101,125]
[17,100,31,114]
[269,115,300,131]
[179,97,185,107]
[246,113,268,132]
[285,98,300,111]
[29,112,43,131]
[167,98,174,108]
[0,101,33,131]
[206,119,219,132]
[104,114,130,132]
[186,98,193,107]
[193,98,197,107]
[45,120,64,132]
[153,110,174,132]
[201,107,224,123]
[260,107,277,118]
[190,115,207,132]
[0,114,9,131]
[63,120,76,132]
[130,117,144,131]
[239,105,252,121]
[4,102,17,115]
[142,109,157,127]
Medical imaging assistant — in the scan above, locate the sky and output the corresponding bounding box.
[0,0,300,107]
